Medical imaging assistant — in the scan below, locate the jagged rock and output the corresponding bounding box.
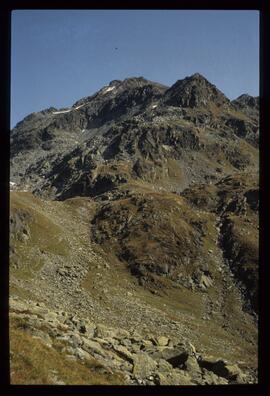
[184,356,202,383]
[198,274,213,289]
[81,337,108,358]
[163,73,230,109]
[111,345,134,363]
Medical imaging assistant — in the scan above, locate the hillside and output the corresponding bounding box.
[10,73,259,385]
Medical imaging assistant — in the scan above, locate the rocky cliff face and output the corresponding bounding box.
[10,73,258,197]
[10,73,258,385]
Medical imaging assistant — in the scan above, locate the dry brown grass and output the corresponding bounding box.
[10,318,124,385]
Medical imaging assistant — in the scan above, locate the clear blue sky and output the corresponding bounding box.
[11,10,259,128]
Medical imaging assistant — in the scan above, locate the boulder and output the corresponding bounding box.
[202,369,228,385]
[81,337,108,358]
[157,358,173,372]
[94,324,116,339]
[153,336,170,347]
[199,357,243,381]
[199,274,213,289]
[185,355,201,373]
[184,356,202,382]
[111,345,134,363]
[69,333,83,348]
[149,343,190,367]
[84,323,96,338]
[133,353,157,378]
[213,362,243,381]
[44,311,60,327]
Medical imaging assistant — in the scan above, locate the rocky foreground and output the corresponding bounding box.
[10,73,258,384]
[10,297,255,385]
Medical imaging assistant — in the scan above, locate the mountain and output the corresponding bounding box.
[232,94,259,121]
[163,73,230,108]
[10,73,259,385]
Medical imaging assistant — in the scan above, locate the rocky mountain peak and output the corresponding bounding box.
[97,77,151,96]
[189,72,208,81]
[231,94,259,120]
[106,76,168,93]
[232,94,259,110]
[108,79,122,86]
[164,73,230,108]
[71,76,167,111]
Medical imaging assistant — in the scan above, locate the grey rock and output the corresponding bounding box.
[132,353,157,378]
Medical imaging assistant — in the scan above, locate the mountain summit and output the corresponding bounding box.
[11,73,258,193]
[164,73,230,108]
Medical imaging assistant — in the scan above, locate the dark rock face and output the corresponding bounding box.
[220,216,258,312]
[10,209,32,242]
[10,74,258,198]
[91,192,209,290]
[225,118,258,147]
[244,189,259,212]
[232,94,259,114]
[163,73,230,108]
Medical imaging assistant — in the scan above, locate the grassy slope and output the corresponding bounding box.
[10,317,123,385]
[10,188,258,383]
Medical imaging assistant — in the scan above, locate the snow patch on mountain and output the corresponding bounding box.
[102,86,116,95]
[73,104,85,110]
[52,109,72,115]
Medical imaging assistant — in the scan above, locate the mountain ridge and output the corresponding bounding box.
[12,74,257,129]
